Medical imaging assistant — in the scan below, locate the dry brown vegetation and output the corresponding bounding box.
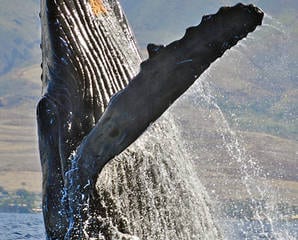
[172,100,298,205]
[0,65,41,192]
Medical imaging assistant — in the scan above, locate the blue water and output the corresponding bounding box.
[223,219,298,240]
[0,213,297,239]
[0,213,45,240]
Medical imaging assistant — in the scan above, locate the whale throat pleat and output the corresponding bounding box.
[41,0,141,119]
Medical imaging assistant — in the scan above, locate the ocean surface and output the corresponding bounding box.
[0,213,297,240]
[0,213,45,240]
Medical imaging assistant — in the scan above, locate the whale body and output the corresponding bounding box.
[37,0,263,238]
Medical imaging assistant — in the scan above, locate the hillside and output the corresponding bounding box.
[172,98,298,205]
[0,64,41,193]
[0,0,296,208]
[0,0,40,75]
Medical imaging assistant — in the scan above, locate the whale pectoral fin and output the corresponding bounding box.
[36,97,68,239]
[73,4,264,184]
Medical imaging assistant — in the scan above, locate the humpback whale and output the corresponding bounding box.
[37,0,263,238]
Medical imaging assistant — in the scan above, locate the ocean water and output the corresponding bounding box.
[0,213,45,240]
[222,219,298,240]
[0,213,297,240]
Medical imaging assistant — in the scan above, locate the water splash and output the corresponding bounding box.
[181,68,297,239]
[83,113,222,239]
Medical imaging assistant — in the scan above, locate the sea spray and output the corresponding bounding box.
[88,113,222,239]
[183,68,296,239]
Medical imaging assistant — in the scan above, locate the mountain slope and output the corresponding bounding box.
[0,0,40,75]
